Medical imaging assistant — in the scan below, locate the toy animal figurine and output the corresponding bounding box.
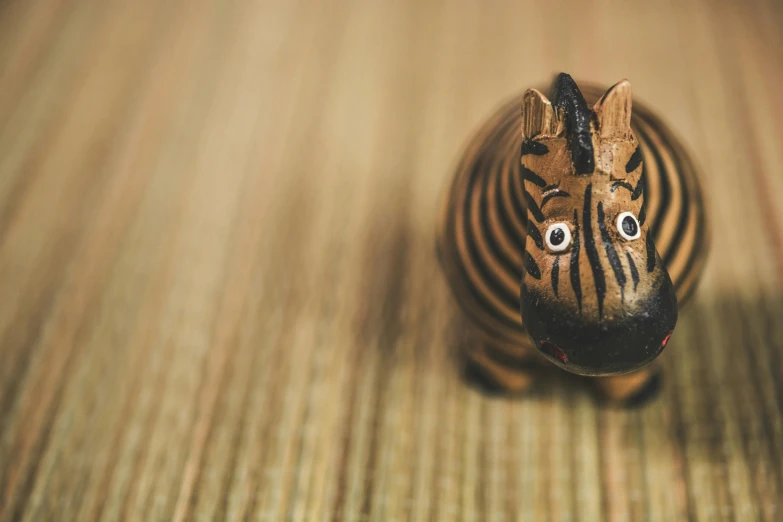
[437,73,708,404]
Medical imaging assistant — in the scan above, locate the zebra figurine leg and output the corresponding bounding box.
[593,365,662,406]
[461,336,537,394]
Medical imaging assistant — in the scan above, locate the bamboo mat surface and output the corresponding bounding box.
[1,0,783,520]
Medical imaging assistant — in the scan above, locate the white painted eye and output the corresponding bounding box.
[545,223,572,252]
[617,211,641,241]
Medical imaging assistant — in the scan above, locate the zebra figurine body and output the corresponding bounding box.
[437,73,709,403]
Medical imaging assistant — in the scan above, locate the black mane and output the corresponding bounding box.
[551,73,595,174]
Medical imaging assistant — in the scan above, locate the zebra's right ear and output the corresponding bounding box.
[593,80,633,140]
[521,89,564,140]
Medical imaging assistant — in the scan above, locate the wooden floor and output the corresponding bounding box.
[1,0,783,520]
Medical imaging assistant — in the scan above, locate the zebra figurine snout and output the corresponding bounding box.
[520,204,679,375]
[436,72,708,402]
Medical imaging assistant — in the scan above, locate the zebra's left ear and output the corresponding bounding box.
[593,80,632,140]
[520,88,564,140]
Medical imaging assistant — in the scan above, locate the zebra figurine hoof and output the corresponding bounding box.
[437,73,708,403]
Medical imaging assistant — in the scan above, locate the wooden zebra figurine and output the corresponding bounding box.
[437,73,708,404]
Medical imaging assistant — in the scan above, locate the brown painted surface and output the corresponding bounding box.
[0,0,781,520]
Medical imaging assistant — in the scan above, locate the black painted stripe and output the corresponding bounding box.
[570,209,582,311]
[443,208,521,334]
[671,191,705,295]
[677,269,700,306]
[480,114,531,284]
[479,150,523,277]
[623,106,705,296]
[640,150,652,232]
[638,115,688,262]
[552,256,560,296]
[597,202,626,298]
[636,109,699,283]
[659,131,692,267]
[505,162,529,234]
[611,181,634,193]
[447,260,522,334]
[632,113,696,285]
[527,221,543,250]
[494,165,527,254]
[583,185,606,317]
[609,178,643,200]
[525,190,544,223]
[626,252,640,291]
[440,100,538,339]
[462,192,519,307]
[632,178,644,200]
[454,240,521,331]
[673,161,707,296]
[521,139,548,156]
[634,122,671,239]
[625,145,643,173]
[541,190,570,208]
[454,104,527,332]
[646,233,656,273]
[524,251,541,280]
[521,165,546,187]
[454,123,523,327]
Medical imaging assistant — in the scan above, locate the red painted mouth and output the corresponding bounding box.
[541,340,568,364]
[661,330,674,348]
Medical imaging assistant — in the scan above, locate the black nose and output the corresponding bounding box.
[521,277,678,376]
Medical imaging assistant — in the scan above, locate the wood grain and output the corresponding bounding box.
[0,0,782,520]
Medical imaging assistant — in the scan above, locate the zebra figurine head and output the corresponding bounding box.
[520,73,677,376]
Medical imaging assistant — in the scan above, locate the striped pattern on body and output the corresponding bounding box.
[437,85,709,357]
